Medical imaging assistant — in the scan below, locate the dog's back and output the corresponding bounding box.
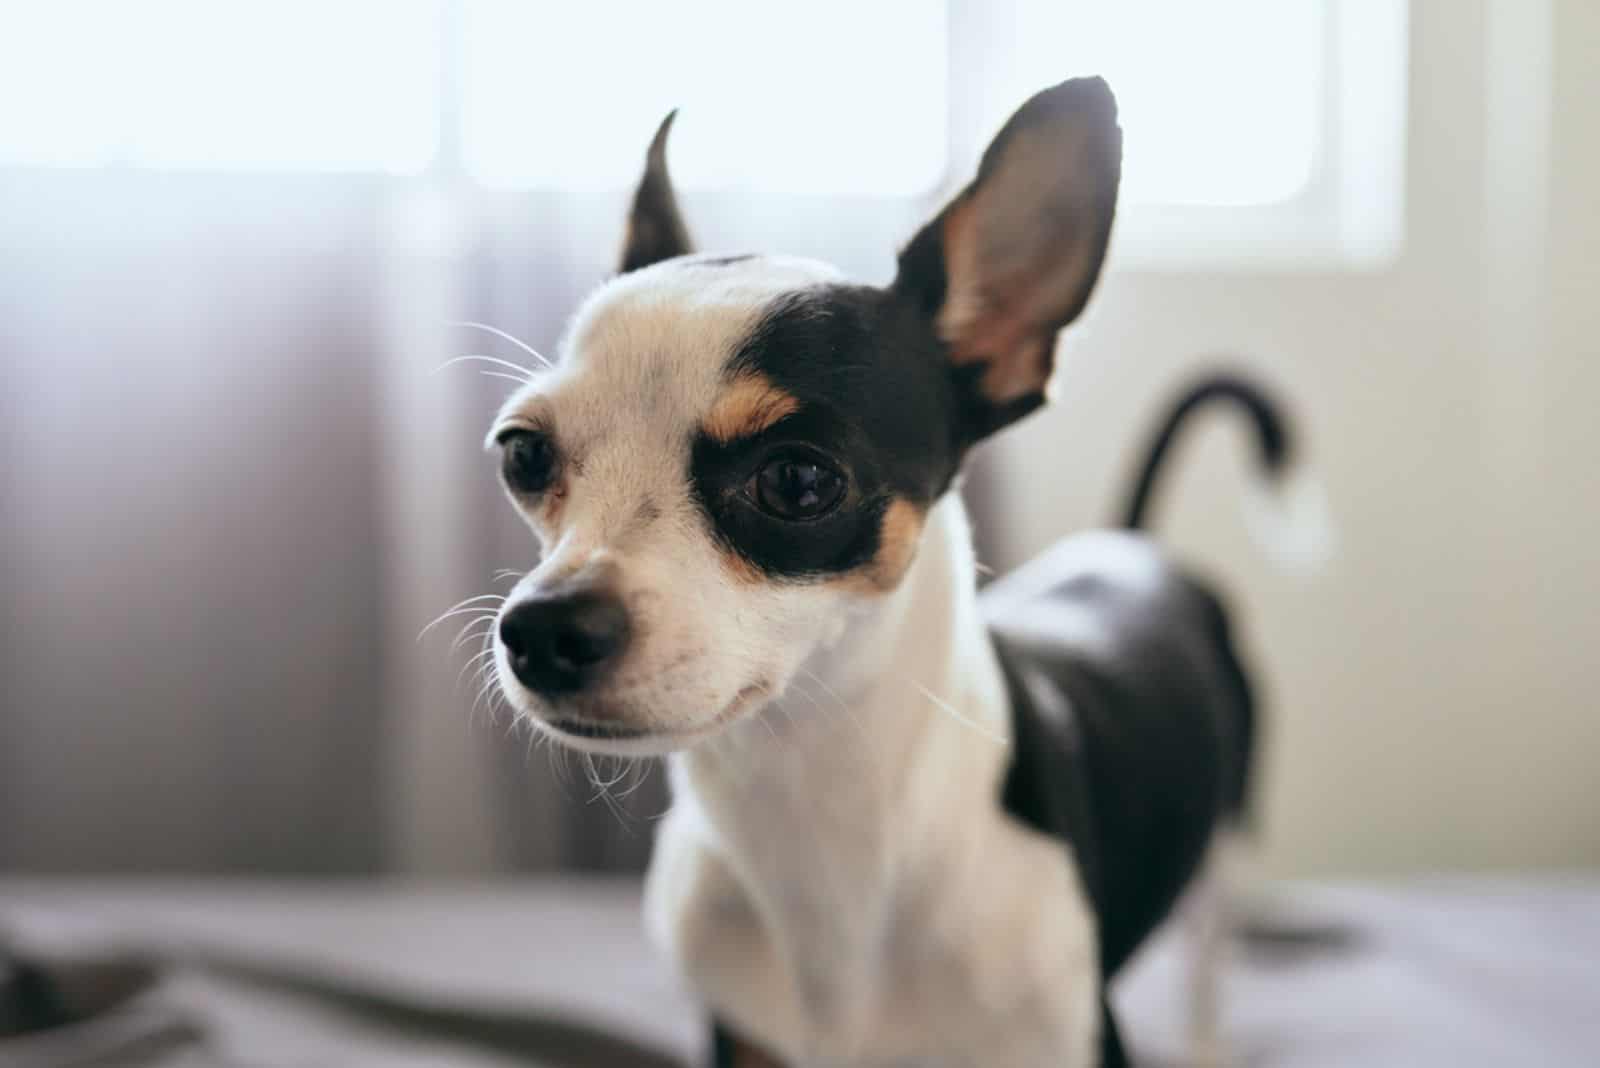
[979,374,1289,982]
[985,531,1255,978]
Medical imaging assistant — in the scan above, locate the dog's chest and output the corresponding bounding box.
[648,799,1102,1068]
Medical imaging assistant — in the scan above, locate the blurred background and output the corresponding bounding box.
[2,0,1596,886]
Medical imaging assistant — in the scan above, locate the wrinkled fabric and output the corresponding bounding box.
[2,877,1597,1068]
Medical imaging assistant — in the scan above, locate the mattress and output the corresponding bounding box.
[2,876,1594,1066]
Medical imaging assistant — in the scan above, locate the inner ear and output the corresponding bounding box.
[618,110,693,273]
[894,77,1122,436]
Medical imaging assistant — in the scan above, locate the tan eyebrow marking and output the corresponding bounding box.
[860,498,925,591]
[714,539,766,585]
[822,497,928,597]
[702,373,801,443]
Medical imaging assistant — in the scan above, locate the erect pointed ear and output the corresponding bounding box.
[618,110,693,273]
[894,77,1122,440]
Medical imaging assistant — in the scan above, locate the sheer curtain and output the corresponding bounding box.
[0,161,953,875]
[382,185,951,874]
[0,174,390,872]
[0,0,1030,877]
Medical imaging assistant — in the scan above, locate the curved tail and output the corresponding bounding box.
[1121,374,1293,531]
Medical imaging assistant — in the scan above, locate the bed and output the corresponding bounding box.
[2,876,1595,1066]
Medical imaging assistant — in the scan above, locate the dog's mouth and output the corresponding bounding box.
[545,717,653,741]
[529,682,772,755]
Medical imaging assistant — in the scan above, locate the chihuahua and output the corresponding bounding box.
[483,78,1298,1068]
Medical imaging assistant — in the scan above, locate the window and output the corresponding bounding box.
[994,0,1325,207]
[459,0,947,195]
[0,1,439,173]
[1,0,1405,265]
[956,0,1409,267]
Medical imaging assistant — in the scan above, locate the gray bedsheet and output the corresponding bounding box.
[2,876,1596,1066]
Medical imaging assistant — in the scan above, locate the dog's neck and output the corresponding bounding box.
[669,492,1013,1013]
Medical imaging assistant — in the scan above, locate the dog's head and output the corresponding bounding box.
[488,79,1121,755]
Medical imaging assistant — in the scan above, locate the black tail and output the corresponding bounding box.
[1121,373,1292,531]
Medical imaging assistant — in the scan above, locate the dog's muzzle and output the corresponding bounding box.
[498,589,631,697]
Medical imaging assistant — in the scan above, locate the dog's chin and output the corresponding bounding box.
[507,682,772,758]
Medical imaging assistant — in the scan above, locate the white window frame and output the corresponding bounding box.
[948,0,1410,272]
[1,0,1408,272]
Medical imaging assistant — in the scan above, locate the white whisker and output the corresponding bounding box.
[450,616,497,653]
[523,718,545,767]
[913,681,1008,746]
[796,675,885,800]
[450,320,554,368]
[470,663,498,697]
[799,668,868,742]
[430,591,506,616]
[422,607,496,645]
[456,645,498,690]
[614,760,653,800]
[591,755,632,792]
[458,652,497,698]
[798,667,846,709]
[472,670,502,719]
[418,593,506,641]
[433,353,537,380]
[452,630,495,663]
[775,685,802,731]
[584,753,639,831]
[549,736,574,790]
[461,643,498,670]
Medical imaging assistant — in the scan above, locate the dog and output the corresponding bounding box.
[483,78,1302,1067]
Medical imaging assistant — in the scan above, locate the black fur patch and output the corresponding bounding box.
[688,287,961,581]
[729,288,964,501]
[891,221,1051,445]
[890,76,1121,444]
[989,535,1256,979]
[619,112,692,273]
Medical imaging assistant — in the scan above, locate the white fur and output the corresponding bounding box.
[490,259,1103,1065]
[490,256,862,756]
[1181,833,1234,1068]
[646,497,1100,1067]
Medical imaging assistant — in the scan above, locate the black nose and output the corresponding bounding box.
[499,591,631,696]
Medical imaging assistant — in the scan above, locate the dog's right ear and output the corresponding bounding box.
[618,110,693,273]
[894,77,1122,442]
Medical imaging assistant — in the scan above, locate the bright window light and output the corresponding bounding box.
[992,0,1326,207]
[459,0,947,195]
[0,1,439,172]
[0,1,1347,219]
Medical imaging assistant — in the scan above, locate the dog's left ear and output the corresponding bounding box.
[895,77,1122,440]
[618,110,693,273]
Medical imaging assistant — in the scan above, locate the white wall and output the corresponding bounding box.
[978,0,1599,877]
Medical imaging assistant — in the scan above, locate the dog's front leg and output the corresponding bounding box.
[648,811,808,1063]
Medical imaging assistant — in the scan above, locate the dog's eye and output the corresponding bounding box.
[754,454,845,521]
[500,430,557,495]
